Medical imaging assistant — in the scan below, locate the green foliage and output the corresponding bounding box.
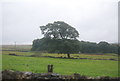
[79,41,118,54]
[31,38,80,55]
[40,21,79,40]
[79,41,98,53]
[32,21,119,55]
[32,21,80,58]
[32,40,118,55]
[98,41,110,53]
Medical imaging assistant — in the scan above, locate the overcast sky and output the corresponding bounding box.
[0,0,119,45]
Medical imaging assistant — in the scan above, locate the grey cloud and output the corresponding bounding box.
[1,0,118,44]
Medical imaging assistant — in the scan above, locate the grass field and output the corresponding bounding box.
[1,45,32,51]
[43,53,118,60]
[2,50,119,77]
[1,45,119,77]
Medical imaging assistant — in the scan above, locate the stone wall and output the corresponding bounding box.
[1,70,120,81]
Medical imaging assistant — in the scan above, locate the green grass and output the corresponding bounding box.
[0,52,2,70]
[1,45,119,77]
[2,51,34,56]
[2,52,119,77]
[1,45,32,51]
[2,51,118,60]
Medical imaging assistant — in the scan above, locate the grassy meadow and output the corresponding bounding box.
[2,45,32,51]
[1,45,119,77]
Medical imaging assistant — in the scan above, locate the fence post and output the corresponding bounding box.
[48,64,53,73]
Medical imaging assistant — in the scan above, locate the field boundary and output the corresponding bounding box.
[2,70,120,80]
[7,53,119,61]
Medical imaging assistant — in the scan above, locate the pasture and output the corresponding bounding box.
[2,45,32,51]
[1,45,119,77]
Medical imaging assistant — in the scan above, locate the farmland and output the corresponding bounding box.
[1,45,119,77]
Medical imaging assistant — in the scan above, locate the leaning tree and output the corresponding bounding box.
[32,21,80,58]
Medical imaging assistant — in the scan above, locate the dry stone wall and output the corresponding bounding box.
[1,70,120,81]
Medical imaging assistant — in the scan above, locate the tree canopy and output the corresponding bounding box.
[40,21,79,40]
[32,21,80,58]
[31,21,119,58]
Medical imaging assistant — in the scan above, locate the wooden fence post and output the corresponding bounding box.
[48,64,53,73]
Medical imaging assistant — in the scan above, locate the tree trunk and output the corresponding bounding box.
[67,53,70,58]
